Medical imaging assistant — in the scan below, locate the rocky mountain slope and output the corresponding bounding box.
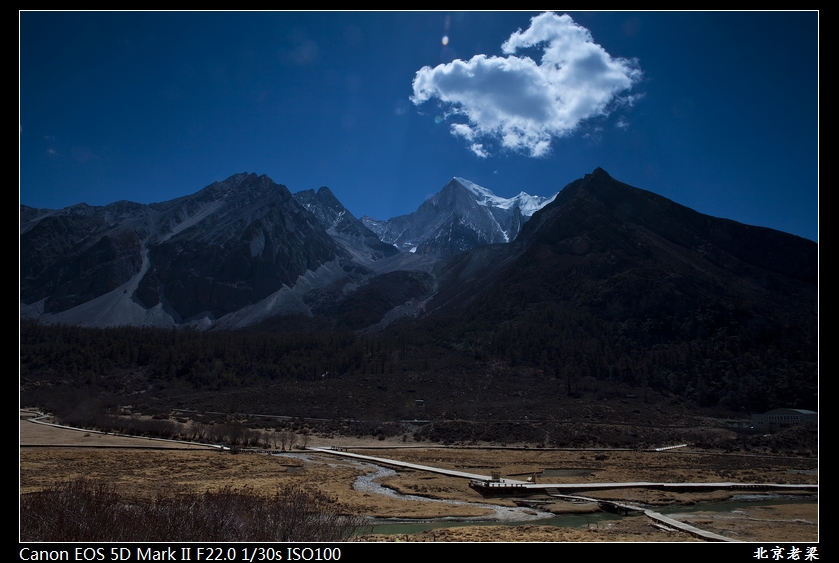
[21,173,342,327]
[293,186,398,263]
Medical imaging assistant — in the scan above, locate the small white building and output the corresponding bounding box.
[752,408,817,431]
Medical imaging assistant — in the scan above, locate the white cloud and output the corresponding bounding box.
[411,12,641,158]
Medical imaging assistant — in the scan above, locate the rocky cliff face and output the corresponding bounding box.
[21,202,149,313]
[293,186,398,263]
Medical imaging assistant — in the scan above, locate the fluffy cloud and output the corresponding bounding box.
[411,12,641,157]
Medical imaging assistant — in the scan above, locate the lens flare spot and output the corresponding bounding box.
[441,35,449,46]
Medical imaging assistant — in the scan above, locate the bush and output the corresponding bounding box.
[20,479,367,541]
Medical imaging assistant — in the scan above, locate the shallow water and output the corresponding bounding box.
[353,462,556,522]
[364,476,816,535]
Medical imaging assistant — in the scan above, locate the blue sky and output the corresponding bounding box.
[20,11,818,242]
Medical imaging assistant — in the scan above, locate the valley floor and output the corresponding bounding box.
[20,411,818,542]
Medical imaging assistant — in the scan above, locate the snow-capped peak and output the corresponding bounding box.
[453,177,555,217]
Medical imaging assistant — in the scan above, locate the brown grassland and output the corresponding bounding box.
[20,412,817,542]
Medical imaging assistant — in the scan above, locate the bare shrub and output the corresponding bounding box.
[21,479,367,542]
[19,479,134,541]
[279,431,293,451]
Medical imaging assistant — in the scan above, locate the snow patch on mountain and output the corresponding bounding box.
[453,177,556,216]
[360,177,556,258]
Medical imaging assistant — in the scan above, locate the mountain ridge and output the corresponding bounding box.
[20,168,816,339]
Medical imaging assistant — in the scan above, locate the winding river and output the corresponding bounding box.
[278,451,816,536]
[352,462,557,522]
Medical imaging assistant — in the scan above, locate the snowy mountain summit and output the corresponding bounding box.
[454,177,556,218]
[362,177,557,257]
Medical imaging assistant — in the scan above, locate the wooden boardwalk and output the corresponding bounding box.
[307,447,519,482]
[309,446,817,542]
[545,492,738,542]
[469,479,817,494]
[310,446,817,495]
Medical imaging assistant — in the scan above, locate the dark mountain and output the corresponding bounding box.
[361,177,554,257]
[420,168,817,409]
[293,186,399,263]
[20,167,817,416]
[431,167,817,314]
[135,174,342,322]
[21,173,343,325]
[21,201,149,314]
